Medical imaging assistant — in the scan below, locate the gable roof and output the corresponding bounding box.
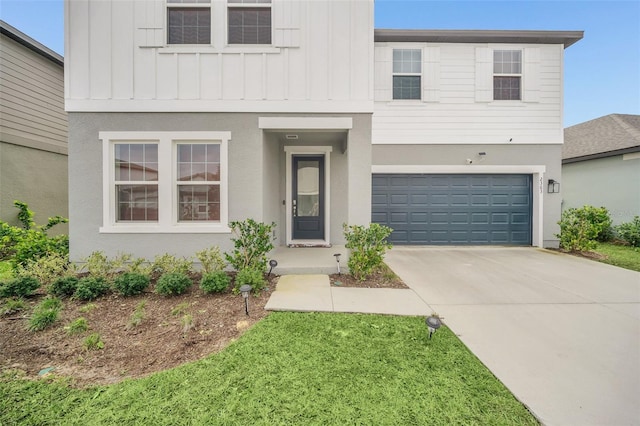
[563,114,640,163]
[0,20,63,66]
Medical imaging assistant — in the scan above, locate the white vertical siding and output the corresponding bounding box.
[65,0,374,112]
[373,43,564,144]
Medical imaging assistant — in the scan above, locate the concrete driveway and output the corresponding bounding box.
[385,247,640,426]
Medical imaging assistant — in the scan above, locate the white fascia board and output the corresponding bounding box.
[372,165,546,174]
[66,99,374,114]
[260,117,353,130]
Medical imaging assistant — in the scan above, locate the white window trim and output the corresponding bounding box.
[392,48,422,101]
[493,49,522,101]
[99,131,231,234]
[284,146,332,246]
[166,1,213,47]
[226,0,273,46]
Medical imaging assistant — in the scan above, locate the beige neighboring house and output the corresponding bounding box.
[0,20,68,231]
[562,114,640,225]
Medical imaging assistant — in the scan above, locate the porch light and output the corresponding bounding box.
[333,253,341,275]
[268,259,278,277]
[239,285,252,316]
[547,179,560,193]
[426,316,442,340]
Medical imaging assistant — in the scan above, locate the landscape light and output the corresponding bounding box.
[239,285,252,316]
[426,316,442,340]
[334,253,341,275]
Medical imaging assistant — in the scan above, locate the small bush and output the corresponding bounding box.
[123,257,153,276]
[127,301,146,329]
[225,219,276,271]
[151,254,193,276]
[15,252,73,286]
[557,206,613,251]
[64,317,88,335]
[616,216,640,247]
[171,302,190,316]
[74,277,109,301]
[0,276,40,298]
[80,251,119,282]
[49,276,79,298]
[156,272,192,296]
[234,268,266,294]
[28,296,62,332]
[83,333,104,350]
[195,247,226,273]
[343,223,393,281]
[2,298,26,316]
[181,314,193,333]
[200,271,231,294]
[79,303,97,313]
[113,272,150,296]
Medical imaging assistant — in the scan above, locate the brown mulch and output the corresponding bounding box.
[1,270,404,388]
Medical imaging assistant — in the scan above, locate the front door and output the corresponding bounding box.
[292,155,325,240]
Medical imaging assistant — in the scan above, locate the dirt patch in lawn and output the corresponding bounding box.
[1,270,405,388]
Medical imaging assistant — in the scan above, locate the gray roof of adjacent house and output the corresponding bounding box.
[563,114,640,164]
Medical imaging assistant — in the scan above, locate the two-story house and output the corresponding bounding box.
[64,0,582,263]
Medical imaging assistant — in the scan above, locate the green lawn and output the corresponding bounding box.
[593,242,640,272]
[0,312,537,425]
[0,261,12,281]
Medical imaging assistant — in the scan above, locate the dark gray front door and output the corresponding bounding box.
[372,174,532,245]
[292,155,325,240]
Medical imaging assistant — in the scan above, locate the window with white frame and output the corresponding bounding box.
[100,132,230,233]
[167,0,211,45]
[393,49,422,100]
[493,50,522,100]
[228,0,272,45]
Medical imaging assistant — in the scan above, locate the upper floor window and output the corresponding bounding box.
[228,0,272,45]
[493,50,521,100]
[393,49,421,100]
[167,0,211,45]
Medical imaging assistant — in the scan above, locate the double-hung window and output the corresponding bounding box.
[167,0,211,45]
[493,50,522,100]
[228,0,272,45]
[393,49,422,100]
[101,132,230,233]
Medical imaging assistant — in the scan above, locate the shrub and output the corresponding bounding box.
[195,247,226,273]
[225,219,275,271]
[83,333,104,350]
[343,223,393,281]
[156,272,192,296]
[200,271,231,294]
[64,317,88,335]
[0,201,68,268]
[113,272,150,296]
[123,257,153,276]
[2,298,26,316]
[74,277,109,301]
[615,216,640,247]
[234,268,266,294]
[49,276,79,298]
[0,276,40,298]
[151,254,193,276]
[28,296,62,332]
[127,301,146,329]
[15,252,73,286]
[171,302,190,316]
[80,251,123,282]
[556,206,612,251]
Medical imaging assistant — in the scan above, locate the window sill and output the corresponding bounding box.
[158,46,281,54]
[387,100,424,105]
[99,224,231,234]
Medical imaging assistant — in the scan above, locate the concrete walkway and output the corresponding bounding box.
[265,275,430,316]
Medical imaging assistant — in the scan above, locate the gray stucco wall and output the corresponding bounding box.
[372,143,563,247]
[68,112,371,262]
[562,155,640,225]
[0,142,68,234]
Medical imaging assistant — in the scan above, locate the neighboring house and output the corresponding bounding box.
[64,0,582,262]
[562,114,640,225]
[0,20,68,231]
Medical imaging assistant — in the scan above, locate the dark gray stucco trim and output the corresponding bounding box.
[374,29,584,48]
[562,146,640,164]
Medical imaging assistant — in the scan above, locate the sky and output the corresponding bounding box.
[1,0,638,127]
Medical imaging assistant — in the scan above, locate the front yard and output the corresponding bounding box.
[592,242,640,272]
[1,312,537,425]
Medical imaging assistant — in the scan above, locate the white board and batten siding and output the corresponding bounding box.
[65,0,374,113]
[1,31,67,154]
[373,43,564,145]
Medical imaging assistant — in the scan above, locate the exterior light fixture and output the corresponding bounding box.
[426,316,442,339]
[333,253,341,275]
[547,179,560,193]
[239,284,252,316]
[268,259,278,277]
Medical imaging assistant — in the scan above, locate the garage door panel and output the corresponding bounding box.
[372,174,532,245]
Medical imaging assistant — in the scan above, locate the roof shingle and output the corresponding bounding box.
[563,114,640,161]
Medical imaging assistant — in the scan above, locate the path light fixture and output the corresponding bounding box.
[333,253,341,275]
[426,316,442,340]
[268,259,278,277]
[239,285,252,316]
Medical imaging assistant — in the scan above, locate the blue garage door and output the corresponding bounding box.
[372,174,532,245]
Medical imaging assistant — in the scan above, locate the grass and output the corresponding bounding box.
[0,312,537,425]
[0,261,13,281]
[593,242,640,272]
